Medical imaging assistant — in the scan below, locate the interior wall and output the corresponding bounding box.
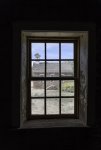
[1,0,101,150]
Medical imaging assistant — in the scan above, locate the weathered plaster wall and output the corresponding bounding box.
[79,33,88,125]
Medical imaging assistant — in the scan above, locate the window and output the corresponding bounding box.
[12,23,96,128]
[27,38,79,119]
[20,30,89,128]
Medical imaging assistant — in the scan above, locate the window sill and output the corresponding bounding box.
[20,119,88,129]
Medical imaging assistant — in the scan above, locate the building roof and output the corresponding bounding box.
[32,62,73,74]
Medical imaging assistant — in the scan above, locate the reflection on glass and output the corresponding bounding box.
[31,81,44,97]
[61,80,74,96]
[46,98,59,114]
[61,61,74,76]
[61,98,74,114]
[46,80,59,97]
[46,43,59,59]
[46,61,59,77]
[31,99,44,114]
[31,43,45,59]
[61,43,74,59]
[31,61,45,77]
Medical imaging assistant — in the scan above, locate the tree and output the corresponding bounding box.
[34,53,41,60]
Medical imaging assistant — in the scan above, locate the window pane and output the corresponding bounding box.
[31,81,44,97]
[46,98,59,114]
[31,61,45,77]
[46,61,59,77]
[61,98,74,114]
[31,43,45,59]
[31,99,44,114]
[46,43,59,59]
[61,61,74,76]
[61,80,74,96]
[46,80,59,96]
[61,43,74,59]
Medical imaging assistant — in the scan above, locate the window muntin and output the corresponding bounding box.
[27,39,79,119]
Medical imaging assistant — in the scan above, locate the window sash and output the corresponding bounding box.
[27,37,79,119]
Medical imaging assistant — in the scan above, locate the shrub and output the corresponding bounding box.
[62,81,74,93]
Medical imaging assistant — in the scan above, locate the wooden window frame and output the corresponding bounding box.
[26,37,80,120]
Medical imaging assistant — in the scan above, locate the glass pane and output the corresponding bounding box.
[46,61,59,77]
[46,43,59,59]
[46,80,59,97]
[61,43,74,59]
[31,99,44,114]
[31,43,45,59]
[61,80,74,96]
[31,61,45,77]
[31,81,44,97]
[46,98,59,114]
[61,61,74,76]
[61,98,74,114]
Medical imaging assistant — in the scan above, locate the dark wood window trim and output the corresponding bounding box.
[26,37,80,120]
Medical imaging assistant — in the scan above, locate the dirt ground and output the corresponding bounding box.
[31,89,74,115]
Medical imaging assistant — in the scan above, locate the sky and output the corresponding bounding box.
[31,43,74,59]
